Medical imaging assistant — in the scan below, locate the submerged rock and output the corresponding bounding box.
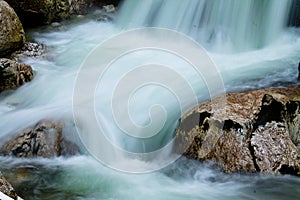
[176,85,300,175]
[0,58,34,93]
[10,42,47,62]
[0,0,25,56]
[0,172,18,200]
[0,120,80,158]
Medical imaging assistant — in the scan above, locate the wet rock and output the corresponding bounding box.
[0,171,18,200]
[0,120,79,158]
[251,122,299,175]
[0,0,25,56]
[6,0,120,26]
[0,58,34,93]
[176,85,300,175]
[103,4,116,13]
[93,0,120,7]
[69,0,94,15]
[5,0,70,26]
[10,42,47,62]
[96,14,113,22]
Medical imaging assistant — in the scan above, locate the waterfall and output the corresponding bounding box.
[117,0,292,52]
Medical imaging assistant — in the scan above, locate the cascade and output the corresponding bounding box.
[118,0,292,52]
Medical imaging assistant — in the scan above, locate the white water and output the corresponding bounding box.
[118,0,292,52]
[0,1,299,199]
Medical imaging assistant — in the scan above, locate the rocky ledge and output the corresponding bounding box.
[0,58,34,93]
[0,120,80,158]
[0,171,18,200]
[176,85,300,175]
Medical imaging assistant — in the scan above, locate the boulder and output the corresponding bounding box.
[0,58,34,93]
[5,0,121,26]
[0,120,80,158]
[176,85,300,175]
[0,172,18,200]
[5,0,70,26]
[0,0,25,56]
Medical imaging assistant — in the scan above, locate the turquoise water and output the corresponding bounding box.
[0,1,299,199]
[1,156,299,200]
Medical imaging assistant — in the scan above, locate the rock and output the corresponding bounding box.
[176,85,300,175]
[93,0,120,7]
[103,4,116,13]
[10,42,47,62]
[0,172,18,200]
[70,0,119,15]
[5,0,120,26]
[96,14,113,22]
[5,0,70,26]
[251,122,299,174]
[69,0,94,15]
[0,58,34,93]
[0,120,80,158]
[0,0,25,57]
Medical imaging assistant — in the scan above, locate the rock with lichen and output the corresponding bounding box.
[5,0,70,25]
[0,171,18,200]
[0,58,34,93]
[176,85,300,175]
[0,0,25,56]
[0,120,80,158]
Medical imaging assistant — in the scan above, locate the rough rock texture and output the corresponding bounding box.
[10,42,47,62]
[0,121,79,158]
[69,0,94,15]
[0,0,25,56]
[0,172,18,200]
[0,58,34,93]
[176,85,300,175]
[6,0,120,26]
[6,0,70,25]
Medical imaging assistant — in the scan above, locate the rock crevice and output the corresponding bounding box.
[176,86,300,175]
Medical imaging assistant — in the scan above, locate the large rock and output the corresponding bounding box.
[0,120,79,158]
[5,0,70,25]
[0,58,34,93]
[0,172,18,200]
[176,85,300,175]
[6,0,121,26]
[0,0,25,56]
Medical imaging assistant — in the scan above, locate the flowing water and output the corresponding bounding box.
[0,0,300,199]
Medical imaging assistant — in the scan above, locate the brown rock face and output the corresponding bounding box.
[0,120,79,158]
[5,0,121,26]
[176,85,300,175]
[5,0,70,25]
[0,172,18,200]
[0,58,34,92]
[0,0,25,56]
